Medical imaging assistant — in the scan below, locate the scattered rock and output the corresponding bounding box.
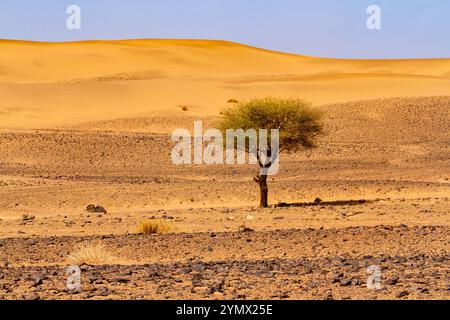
[396,291,409,298]
[208,281,225,294]
[110,277,129,283]
[86,205,107,214]
[324,292,334,300]
[192,264,205,272]
[179,268,191,274]
[340,279,353,286]
[95,287,112,297]
[278,292,290,299]
[331,256,345,263]
[21,214,35,222]
[385,277,399,286]
[23,293,40,300]
[119,270,132,276]
[30,273,46,287]
[27,239,38,246]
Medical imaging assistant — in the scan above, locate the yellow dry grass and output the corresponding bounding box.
[137,220,172,235]
[67,241,115,265]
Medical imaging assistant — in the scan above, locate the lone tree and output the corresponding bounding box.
[218,97,323,208]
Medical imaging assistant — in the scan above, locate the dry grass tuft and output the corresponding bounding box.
[137,219,172,235]
[67,241,115,265]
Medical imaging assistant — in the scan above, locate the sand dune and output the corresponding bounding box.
[1,39,450,129]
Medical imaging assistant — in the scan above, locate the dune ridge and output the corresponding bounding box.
[1,39,450,129]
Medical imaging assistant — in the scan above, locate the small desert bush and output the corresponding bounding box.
[137,219,172,235]
[67,241,115,265]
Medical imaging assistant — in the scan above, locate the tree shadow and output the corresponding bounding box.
[274,199,376,208]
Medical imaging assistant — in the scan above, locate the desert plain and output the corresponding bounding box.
[0,39,449,300]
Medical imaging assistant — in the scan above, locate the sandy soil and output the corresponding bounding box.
[0,40,449,300]
[0,226,448,300]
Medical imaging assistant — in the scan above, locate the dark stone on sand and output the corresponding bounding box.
[23,293,40,300]
[86,204,107,214]
[396,291,409,298]
[385,277,399,285]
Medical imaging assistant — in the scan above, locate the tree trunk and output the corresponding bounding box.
[258,174,269,208]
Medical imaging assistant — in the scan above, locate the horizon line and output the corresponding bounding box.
[1,37,450,61]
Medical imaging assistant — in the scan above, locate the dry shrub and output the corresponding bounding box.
[67,241,115,265]
[137,220,172,235]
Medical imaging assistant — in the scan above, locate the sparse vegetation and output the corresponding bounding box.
[67,241,115,265]
[180,105,189,111]
[227,99,239,104]
[137,219,172,235]
[218,97,324,208]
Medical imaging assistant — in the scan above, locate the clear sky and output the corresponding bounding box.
[0,0,449,58]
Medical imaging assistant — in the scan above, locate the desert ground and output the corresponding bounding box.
[0,40,449,300]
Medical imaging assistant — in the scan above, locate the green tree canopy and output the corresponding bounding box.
[217,97,324,207]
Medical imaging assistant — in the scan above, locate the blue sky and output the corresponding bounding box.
[0,0,449,58]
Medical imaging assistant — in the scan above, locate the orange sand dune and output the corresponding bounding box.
[0,39,450,129]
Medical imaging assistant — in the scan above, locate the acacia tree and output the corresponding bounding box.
[218,97,323,208]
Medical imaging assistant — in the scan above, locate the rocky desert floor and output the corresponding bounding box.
[0,96,449,300]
